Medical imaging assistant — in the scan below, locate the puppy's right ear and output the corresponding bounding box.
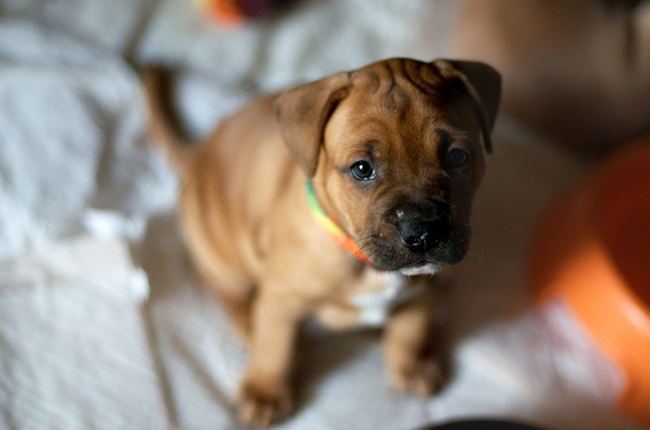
[274,72,351,178]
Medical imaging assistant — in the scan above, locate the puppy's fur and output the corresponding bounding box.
[145,58,501,426]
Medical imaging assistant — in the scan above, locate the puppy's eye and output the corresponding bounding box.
[447,148,470,168]
[350,161,375,181]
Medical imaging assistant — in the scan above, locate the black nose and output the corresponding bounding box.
[399,220,447,253]
[387,200,452,254]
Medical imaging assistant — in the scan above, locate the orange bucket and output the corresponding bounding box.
[530,138,650,425]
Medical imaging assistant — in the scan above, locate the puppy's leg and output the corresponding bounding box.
[213,287,254,341]
[383,283,444,396]
[237,284,304,426]
[193,264,255,341]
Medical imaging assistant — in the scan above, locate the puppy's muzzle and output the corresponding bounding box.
[387,201,453,255]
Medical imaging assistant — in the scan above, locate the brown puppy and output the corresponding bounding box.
[145,58,501,426]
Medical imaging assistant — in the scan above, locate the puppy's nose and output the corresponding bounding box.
[399,220,447,254]
[387,201,452,254]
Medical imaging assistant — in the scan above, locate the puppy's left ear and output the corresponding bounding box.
[274,72,351,177]
[433,59,501,153]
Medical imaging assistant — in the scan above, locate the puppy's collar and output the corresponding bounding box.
[306,180,371,265]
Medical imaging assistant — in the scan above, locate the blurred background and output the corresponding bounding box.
[0,1,648,429]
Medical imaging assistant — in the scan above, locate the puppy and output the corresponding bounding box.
[145,58,501,426]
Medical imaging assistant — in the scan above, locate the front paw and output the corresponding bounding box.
[238,375,292,427]
[388,354,445,397]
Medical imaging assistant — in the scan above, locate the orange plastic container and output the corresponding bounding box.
[196,0,246,26]
[530,138,650,425]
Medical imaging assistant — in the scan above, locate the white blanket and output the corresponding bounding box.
[0,1,645,429]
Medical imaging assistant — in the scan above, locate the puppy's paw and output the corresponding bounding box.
[388,354,445,397]
[237,376,292,427]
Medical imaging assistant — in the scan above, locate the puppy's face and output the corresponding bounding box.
[276,58,501,274]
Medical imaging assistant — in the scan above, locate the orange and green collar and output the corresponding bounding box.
[306,180,371,265]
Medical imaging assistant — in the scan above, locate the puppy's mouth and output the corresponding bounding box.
[398,261,442,276]
[361,225,470,274]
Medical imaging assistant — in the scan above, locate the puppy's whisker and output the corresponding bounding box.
[472,250,484,264]
[457,236,483,264]
[466,246,484,264]
[343,256,361,272]
[356,235,380,246]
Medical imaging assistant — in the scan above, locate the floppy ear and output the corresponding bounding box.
[274,72,351,177]
[432,59,501,153]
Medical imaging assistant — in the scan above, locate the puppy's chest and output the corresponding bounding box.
[314,271,427,330]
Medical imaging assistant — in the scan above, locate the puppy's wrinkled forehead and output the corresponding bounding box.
[327,60,466,167]
[351,59,448,118]
[340,59,478,147]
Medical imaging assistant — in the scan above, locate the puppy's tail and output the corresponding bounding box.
[142,66,194,175]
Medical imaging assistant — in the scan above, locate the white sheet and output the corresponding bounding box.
[0,0,646,429]
[0,237,169,430]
